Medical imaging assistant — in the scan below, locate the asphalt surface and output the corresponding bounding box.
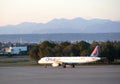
[0,65,120,84]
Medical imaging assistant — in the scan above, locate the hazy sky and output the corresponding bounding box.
[0,0,120,26]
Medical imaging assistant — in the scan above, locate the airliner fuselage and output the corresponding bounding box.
[38,46,101,68]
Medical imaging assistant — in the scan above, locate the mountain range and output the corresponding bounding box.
[0,17,120,34]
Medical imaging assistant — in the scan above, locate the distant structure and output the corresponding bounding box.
[5,46,27,54]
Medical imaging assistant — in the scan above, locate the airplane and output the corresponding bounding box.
[38,45,101,68]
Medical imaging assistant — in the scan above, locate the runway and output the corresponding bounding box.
[0,65,120,84]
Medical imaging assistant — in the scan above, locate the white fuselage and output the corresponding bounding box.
[38,45,100,68]
[38,57,101,64]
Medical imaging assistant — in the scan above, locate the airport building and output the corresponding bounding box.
[5,46,27,54]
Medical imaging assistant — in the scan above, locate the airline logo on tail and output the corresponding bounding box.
[90,46,99,57]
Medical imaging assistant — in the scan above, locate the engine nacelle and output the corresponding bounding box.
[52,63,59,67]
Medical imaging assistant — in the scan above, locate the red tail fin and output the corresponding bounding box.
[90,46,99,57]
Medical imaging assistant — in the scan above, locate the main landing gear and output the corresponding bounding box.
[62,64,75,68]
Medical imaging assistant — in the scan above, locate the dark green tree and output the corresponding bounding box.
[62,45,73,56]
[29,46,40,64]
[40,41,56,48]
[113,41,120,60]
[100,41,115,63]
[60,41,71,48]
[38,41,55,57]
[76,41,90,55]
[53,45,63,56]
[80,50,90,56]
[29,40,120,64]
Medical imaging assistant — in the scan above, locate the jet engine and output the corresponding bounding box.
[52,63,59,67]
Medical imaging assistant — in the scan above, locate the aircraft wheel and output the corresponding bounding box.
[62,64,66,68]
[72,64,75,68]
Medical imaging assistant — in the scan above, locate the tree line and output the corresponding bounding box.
[29,41,120,64]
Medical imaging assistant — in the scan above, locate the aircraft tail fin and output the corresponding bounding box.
[90,45,100,57]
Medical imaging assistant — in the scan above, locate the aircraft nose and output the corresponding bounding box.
[38,60,42,64]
